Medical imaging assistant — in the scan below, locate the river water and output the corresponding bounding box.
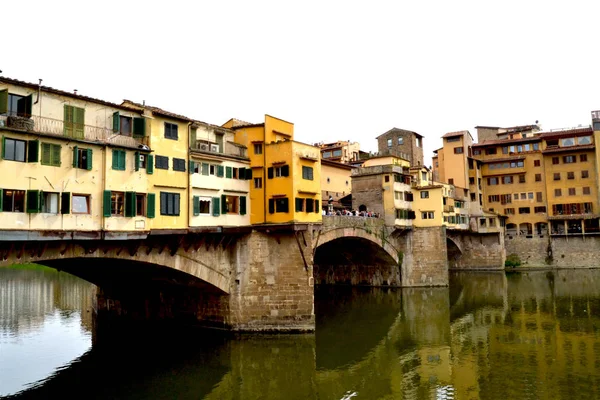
[2,266,600,399]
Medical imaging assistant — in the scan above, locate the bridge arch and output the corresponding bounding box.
[446,236,463,269]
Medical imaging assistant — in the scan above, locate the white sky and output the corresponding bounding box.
[4,0,600,165]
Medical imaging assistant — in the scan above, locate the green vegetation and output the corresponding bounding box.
[505,253,522,268]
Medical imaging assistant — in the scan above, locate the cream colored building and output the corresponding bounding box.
[321,159,354,210]
[316,140,360,164]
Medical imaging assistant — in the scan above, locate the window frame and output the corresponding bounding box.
[3,138,27,162]
[164,122,179,140]
[72,193,91,214]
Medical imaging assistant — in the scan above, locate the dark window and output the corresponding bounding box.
[536,192,543,202]
[160,192,180,216]
[518,175,525,183]
[254,143,263,154]
[111,191,125,216]
[553,173,560,181]
[41,143,61,167]
[454,147,464,154]
[582,170,589,178]
[583,187,591,195]
[1,189,25,212]
[448,178,454,185]
[552,157,559,165]
[555,189,562,197]
[155,155,169,170]
[3,138,27,162]
[384,175,390,182]
[534,160,541,167]
[485,148,497,155]
[468,159,474,170]
[172,158,186,172]
[295,198,304,212]
[120,116,132,136]
[518,207,531,214]
[74,147,92,170]
[534,206,546,213]
[254,177,262,189]
[275,198,289,213]
[164,122,178,140]
[563,155,576,164]
[504,208,515,215]
[580,154,588,162]
[306,198,315,213]
[302,166,314,180]
[568,188,576,196]
[535,174,541,182]
[469,177,475,184]
[470,193,476,201]
[136,193,146,216]
[567,171,575,180]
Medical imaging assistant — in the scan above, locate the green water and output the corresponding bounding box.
[2,266,600,399]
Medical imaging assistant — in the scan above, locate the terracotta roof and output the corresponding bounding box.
[540,127,593,140]
[475,124,538,133]
[472,136,542,147]
[442,130,468,138]
[0,76,139,112]
[122,100,192,122]
[542,144,595,154]
[415,184,443,190]
[480,155,525,164]
[321,158,355,170]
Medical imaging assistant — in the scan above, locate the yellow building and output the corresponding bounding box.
[0,77,153,236]
[316,140,360,164]
[320,159,354,211]
[188,121,251,228]
[223,115,321,225]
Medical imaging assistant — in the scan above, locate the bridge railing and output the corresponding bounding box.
[322,215,386,229]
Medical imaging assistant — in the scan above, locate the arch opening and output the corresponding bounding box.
[446,238,462,268]
[314,237,400,287]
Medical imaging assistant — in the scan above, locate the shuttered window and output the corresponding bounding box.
[159,192,180,216]
[64,105,85,139]
[111,150,126,171]
[41,143,61,166]
[164,122,178,140]
[172,158,186,172]
[155,155,169,170]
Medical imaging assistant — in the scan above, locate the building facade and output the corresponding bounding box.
[376,128,424,167]
[316,140,360,164]
[320,159,354,211]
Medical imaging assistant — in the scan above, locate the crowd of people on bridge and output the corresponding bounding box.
[322,209,380,218]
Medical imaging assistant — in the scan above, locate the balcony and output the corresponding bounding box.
[0,115,142,148]
[443,204,455,213]
[192,139,248,159]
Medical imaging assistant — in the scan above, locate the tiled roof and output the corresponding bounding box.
[542,144,595,154]
[122,100,192,122]
[472,136,542,147]
[539,127,593,139]
[442,130,468,138]
[479,155,526,164]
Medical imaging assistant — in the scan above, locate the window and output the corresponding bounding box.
[563,155,576,163]
[420,191,429,199]
[528,192,534,199]
[582,170,589,178]
[274,198,289,213]
[470,193,476,201]
[504,208,515,215]
[421,211,434,219]
[561,138,575,147]
[322,151,331,158]
[454,147,464,154]
[160,192,180,216]
[579,136,592,145]
[488,177,498,185]
[473,149,481,155]
[535,174,541,182]
[552,157,559,165]
[479,218,487,227]
[384,175,390,183]
[555,189,562,197]
[112,149,126,171]
[41,192,59,213]
[448,178,454,185]
[534,206,546,213]
[416,137,422,148]
[333,149,342,157]
[580,154,588,162]
[469,177,475,185]
[200,198,211,214]
[223,195,239,214]
[63,105,84,138]
[583,187,591,195]
[72,194,90,214]
[1,189,25,212]
[73,147,92,170]
[547,139,558,147]
[387,138,392,147]
[135,152,147,170]
[0,92,32,117]
[253,177,263,189]
[488,195,500,203]
[302,166,314,180]
[397,137,404,145]
[502,176,513,184]
[172,158,186,172]
[120,116,132,136]
[536,192,543,202]
[534,160,540,167]
[485,148,497,155]
[41,143,61,167]
[567,171,575,180]
[518,175,525,183]
[520,193,527,200]
[268,165,289,178]
[306,198,315,213]
[518,207,531,214]
[155,155,169,170]
[110,191,125,216]
[446,137,460,143]
[502,146,508,154]
[3,137,29,163]
[254,143,263,155]
[553,173,560,181]
[568,188,576,196]
[164,122,178,140]
[394,191,404,201]
[295,198,304,212]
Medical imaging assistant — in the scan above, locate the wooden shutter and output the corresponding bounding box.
[147,193,155,218]
[314,200,319,212]
[51,144,61,166]
[193,196,200,216]
[282,165,289,177]
[125,191,136,217]
[245,168,253,180]
[146,155,154,174]
[26,190,40,213]
[160,192,167,215]
[64,105,74,137]
[112,111,120,133]
[61,192,71,214]
[112,150,119,170]
[74,107,85,139]
[0,90,8,114]
[72,146,78,168]
[189,160,194,174]
[221,194,227,214]
[174,194,180,216]
[0,189,3,210]
[212,197,220,216]
[217,165,224,177]
[226,166,232,179]
[118,150,126,170]
[240,196,246,215]
[1,136,5,159]
[27,140,39,163]
[86,149,93,170]
[268,167,274,179]
[133,117,145,137]
[295,198,303,212]
[103,190,112,217]
[268,199,275,214]
[134,152,140,171]
[40,143,49,164]
[202,163,209,175]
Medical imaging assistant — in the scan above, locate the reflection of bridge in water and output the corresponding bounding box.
[10,270,600,399]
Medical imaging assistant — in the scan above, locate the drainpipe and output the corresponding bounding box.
[187,122,192,231]
[263,129,267,224]
[101,144,107,238]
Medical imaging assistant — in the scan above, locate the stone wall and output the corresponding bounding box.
[229,230,315,332]
[403,227,448,286]
[505,234,600,268]
[504,235,549,266]
[449,232,505,270]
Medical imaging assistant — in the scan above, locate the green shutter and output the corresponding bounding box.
[113,111,120,133]
[27,140,39,163]
[41,143,50,164]
[118,150,126,170]
[0,189,3,211]
[60,192,70,214]
[202,163,209,175]
[282,165,289,177]
[226,166,232,179]
[51,144,61,166]
[26,190,40,213]
[315,200,319,212]
[212,197,220,216]
[125,191,136,217]
[133,117,146,137]
[189,160,194,174]
[112,150,119,170]
[240,196,247,215]
[217,165,224,177]
[103,190,112,217]
[74,107,84,139]
[147,193,155,218]
[268,167,274,179]
[1,136,5,159]
[72,146,78,168]
[0,90,8,114]
[135,152,140,171]
[147,154,154,174]
[86,148,93,170]
[193,196,200,216]
[295,198,303,212]
[221,194,227,214]
[245,168,253,180]
[268,199,275,214]
[64,105,73,137]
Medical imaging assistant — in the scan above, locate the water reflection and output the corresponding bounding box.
[5,266,600,399]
